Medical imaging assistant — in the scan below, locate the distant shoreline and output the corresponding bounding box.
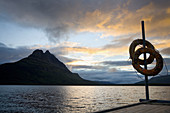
[0,84,170,86]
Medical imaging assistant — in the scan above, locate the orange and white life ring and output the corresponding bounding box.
[129,39,155,65]
[132,48,163,76]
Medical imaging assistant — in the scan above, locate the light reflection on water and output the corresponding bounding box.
[0,86,170,112]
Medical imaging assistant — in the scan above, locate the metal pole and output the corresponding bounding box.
[141,21,149,100]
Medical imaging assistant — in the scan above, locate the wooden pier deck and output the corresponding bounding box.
[95,100,170,113]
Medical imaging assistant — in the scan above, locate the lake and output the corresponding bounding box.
[0,86,170,112]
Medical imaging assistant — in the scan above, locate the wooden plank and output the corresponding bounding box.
[95,100,170,113]
[110,104,150,113]
[106,104,170,113]
[137,105,167,113]
[154,105,170,113]
[94,102,142,113]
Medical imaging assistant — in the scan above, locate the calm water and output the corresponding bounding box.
[0,86,170,113]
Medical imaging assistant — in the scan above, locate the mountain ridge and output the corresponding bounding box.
[0,49,95,85]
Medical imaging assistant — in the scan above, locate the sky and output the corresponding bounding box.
[0,0,170,84]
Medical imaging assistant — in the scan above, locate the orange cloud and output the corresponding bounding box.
[63,45,128,58]
[75,2,170,40]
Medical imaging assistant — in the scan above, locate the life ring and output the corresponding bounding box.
[132,48,163,76]
[129,39,155,65]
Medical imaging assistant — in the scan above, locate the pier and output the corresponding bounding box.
[95,100,170,113]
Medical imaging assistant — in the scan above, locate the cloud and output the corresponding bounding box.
[0,42,7,47]
[67,58,142,83]
[71,65,103,70]
[0,42,77,64]
[101,60,131,66]
[0,43,32,64]
[0,0,80,41]
[0,0,169,42]
[111,33,140,47]
[161,47,170,55]
[45,25,70,42]
[77,70,142,84]
[56,41,130,57]
[78,1,170,39]
[71,57,170,83]
[64,46,100,54]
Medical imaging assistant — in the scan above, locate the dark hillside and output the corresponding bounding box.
[0,50,95,85]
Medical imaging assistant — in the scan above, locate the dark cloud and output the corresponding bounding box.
[0,42,76,64]
[127,0,170,11]
[101,60,131,66]
[45,26,70,42]
[0,0,117,41]
[103,33,140,49]
[72,65,95,69]
[71,65,104,70]
[0,0,81,41]
[0,44,32,64]
[1,0,169,42]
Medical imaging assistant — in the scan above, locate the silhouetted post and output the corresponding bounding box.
[141,21,149,100]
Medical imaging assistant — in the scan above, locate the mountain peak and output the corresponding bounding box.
[28,49,68,70]
[29,49,51,58]
[32,49,43,54]
[32,49,52,55]
[45,50,50,54]
[29,49,43,58]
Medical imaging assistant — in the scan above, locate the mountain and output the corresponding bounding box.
[0,49,95,85]
[135,75,170,85]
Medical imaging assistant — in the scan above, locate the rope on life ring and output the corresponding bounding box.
[132,48,163,76]
[129,39,155,65]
